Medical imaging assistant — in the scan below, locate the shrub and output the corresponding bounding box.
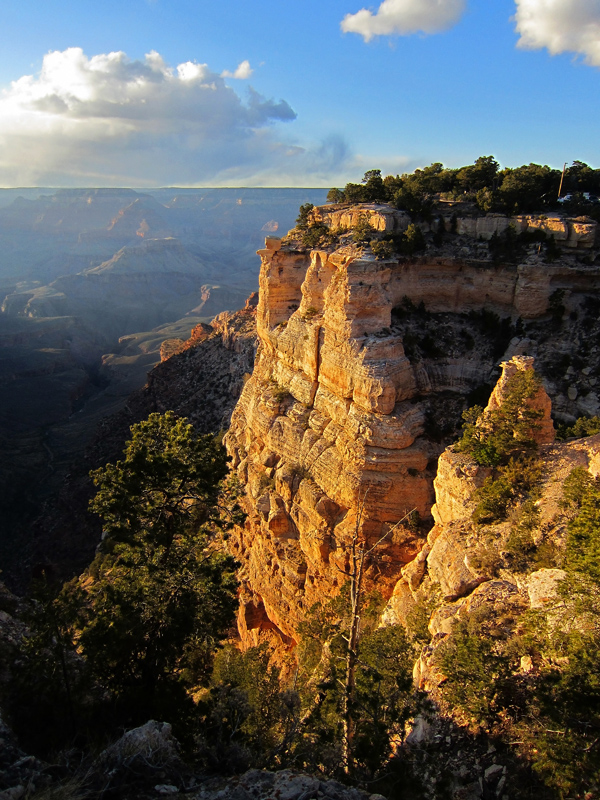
[420,333,442,358]
[257,473,275,494]
[505,499,541,568]
[557,415,600,441]
[561,466,594,510]
[199,644,286,769]
[432,215,445,246]
[302,222,331,248]
[302,306,318,321]
[401,223,426,255]
[438,612,512,728]
[269,380,291,402]
[456,367,544,466]
[352,213,375,244]
[290,464,311,483]
[472,455,542,524]
[545,234,562,262]
[548,288,565,322]
[472,473,514,523]
[370,239,394,259]
[564,469,600,581]
[469,541,502,577]
[296,203,314,230]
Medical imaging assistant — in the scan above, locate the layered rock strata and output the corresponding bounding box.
[313,203,598,249]
[225,217,597,649]
[380,360,600,699]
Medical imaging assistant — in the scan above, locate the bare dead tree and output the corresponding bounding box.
[336,491,417,775]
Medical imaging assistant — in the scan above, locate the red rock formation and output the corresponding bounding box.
[225,214,598,650]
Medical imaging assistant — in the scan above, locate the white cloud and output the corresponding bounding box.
[221,60,253,79]
[513,0,600,66]
[0,48,349,187]
[341,0,466,42]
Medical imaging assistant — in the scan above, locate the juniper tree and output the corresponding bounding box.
[58,412,238,732]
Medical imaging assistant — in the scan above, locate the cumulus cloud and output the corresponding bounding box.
[341,0,466,42]
[0,48,348,186]
[221,60,253,79]
[513,0,600,66]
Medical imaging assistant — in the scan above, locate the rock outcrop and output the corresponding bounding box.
[224,204,600,650]
[485,355,555,444]
[381,367,600,696]
[314,203,598,249]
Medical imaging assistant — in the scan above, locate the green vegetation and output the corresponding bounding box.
[505,499,543,567]
[295,203,336,248]
[295,203,314,229]
[296,589,417,780]
[563,469,600,581]
[440,610,513,728]
[556,414,600,440]
[184,589,418,782]
[351,212,375,244]
[299,157,599,258]
[6,412,239,752]
[456,367,544,467]
[454,367,547,525]
[487,223,551,263]
[472,455,543,524]
[518,470,600,795]
[370,239,394,259]
[438,466,600,797]
[269,378,291,402]
[328,159,600,219]
[401,222,426,255]
[198,644,287,770]
[301,222,332,248]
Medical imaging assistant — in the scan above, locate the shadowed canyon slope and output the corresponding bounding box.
[0,188,326,576]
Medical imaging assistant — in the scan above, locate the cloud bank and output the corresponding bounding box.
[0,48,347,187]
[341,0,467,42]
[513,0,600,66]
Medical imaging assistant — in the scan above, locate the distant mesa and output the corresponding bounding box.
[261,220,279,232]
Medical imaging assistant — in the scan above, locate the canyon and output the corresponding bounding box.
[0,187,326,577]
[3,199,600,799]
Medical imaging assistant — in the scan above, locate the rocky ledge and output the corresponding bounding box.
[224,211,600,651]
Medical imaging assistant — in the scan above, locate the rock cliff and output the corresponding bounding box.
[312,203,598,250]
[225,208,600,650]
[383,375,600,704]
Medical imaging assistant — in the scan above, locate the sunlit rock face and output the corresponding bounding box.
[385,392,600,698]
[224,219,599,651]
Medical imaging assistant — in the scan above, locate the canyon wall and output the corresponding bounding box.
[225,218,600,650]
[382,370,600,698]
[312,203,598,249]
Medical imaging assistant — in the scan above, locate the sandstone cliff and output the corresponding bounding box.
[379,356,599,708]
[225,209,600,651]
[312,203,598,250]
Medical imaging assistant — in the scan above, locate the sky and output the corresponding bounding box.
[0,0,599,187]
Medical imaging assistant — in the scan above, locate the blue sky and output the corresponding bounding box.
[1,0,599,186]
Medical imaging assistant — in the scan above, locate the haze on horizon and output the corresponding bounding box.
[1,0,600,189]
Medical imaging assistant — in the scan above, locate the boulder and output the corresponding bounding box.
[526,568,566,609]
